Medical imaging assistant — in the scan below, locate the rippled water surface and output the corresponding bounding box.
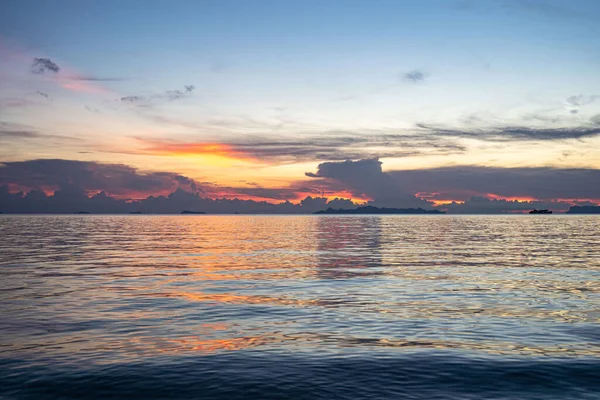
[1,215,599,399]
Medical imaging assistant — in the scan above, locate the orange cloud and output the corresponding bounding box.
[138,140,261,163]
[485,193,538,202]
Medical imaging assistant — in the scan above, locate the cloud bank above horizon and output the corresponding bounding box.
[1,158,598,214]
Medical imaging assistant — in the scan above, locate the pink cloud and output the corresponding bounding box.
[0,37,112,95]
[58,77,110,94]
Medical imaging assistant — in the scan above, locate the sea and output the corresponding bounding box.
[1,215,599,399]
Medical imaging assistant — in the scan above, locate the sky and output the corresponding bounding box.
[1,0,600,213]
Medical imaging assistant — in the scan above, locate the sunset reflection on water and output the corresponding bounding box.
[1,215,599,395]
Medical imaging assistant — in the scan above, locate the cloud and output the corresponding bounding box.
[121,95,143,102]
[134,132,465,163]
[31,57,60,74]
[417,123,600,141]
[0,128,39,139]
[27,57,111,94]
[0,122,77,141]
[36,91,50,100]
[120,85,196,104]
[84,105,99,113]
[566,94,599,108]
[0,159,200,198]
[2,158,598,214]
[306,158,434,208]
[0,98,36,110]
[307,159,600,206]
[385,166,600,201]
[0,183,360,214]
[0,159,361,214]
[403,70,426,83]
[67,75,125,82]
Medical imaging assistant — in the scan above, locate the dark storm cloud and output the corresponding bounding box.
[31,57,60,74]
[0,183,359,214]
[0,159,360,214]
[2,158,598,214]
[403,70,426,83]
[307,159,600,203]
[386,166,600,200]
[0,159,200,197]
[306,158,434,208]
[417,123,600,141]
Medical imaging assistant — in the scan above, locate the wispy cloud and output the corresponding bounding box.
[27,57,115,94]
[35,91,50,100]
[120,85,196,104]
[565,94,599,114]
[131,131,466,163]
[0,122,79,141]
[403,70,426,83]
[417,121,600,142]
[67,75,126,82]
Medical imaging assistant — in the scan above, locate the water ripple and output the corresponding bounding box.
[1,215,599,399]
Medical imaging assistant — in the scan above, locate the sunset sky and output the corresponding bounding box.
[1,0,600,211]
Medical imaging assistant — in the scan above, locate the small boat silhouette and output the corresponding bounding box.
[529,209,552,214]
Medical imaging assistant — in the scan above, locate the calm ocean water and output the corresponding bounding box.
[1,215,599,399]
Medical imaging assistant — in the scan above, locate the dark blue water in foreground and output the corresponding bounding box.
[1,215,599,399]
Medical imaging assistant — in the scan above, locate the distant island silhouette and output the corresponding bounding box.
[315,206,445,215]
[180,210,206,214]
[529,209,552,214]
[567,206,600,214]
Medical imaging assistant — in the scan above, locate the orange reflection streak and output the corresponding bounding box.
[172,290,316,306]
[133,331,600,357]
[164,336,273,353]
[201,323,230,331]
